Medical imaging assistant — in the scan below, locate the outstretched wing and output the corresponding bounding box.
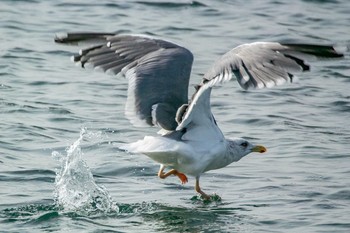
[55,33,194,130]
[177,42,342,132]
[203,42,343,90]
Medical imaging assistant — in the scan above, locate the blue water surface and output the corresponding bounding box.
[1,0,350,232]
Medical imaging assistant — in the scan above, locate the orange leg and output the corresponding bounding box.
[158,165,188,184]
[195,177,210,200]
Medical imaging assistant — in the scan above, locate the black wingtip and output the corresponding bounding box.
[283,43,344,58]
[54,32,115,44]
[284,54,310,71]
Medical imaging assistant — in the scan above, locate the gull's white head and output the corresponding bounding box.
[227,138,267,161]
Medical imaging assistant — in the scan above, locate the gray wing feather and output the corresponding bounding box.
[177,42,342,130]
[203,42,342,90]
[55,33,194,130]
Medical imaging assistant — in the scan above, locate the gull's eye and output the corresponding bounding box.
[241,142,248,147]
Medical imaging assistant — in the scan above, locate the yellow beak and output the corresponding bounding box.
[252,145,267,153]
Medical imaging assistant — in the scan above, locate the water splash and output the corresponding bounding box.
[52,128,118,214]
[190,194,222,205]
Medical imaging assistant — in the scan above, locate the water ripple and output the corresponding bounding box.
[135,1,207,8]
[1,0,350,232]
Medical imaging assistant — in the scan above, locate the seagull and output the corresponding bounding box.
[55,33,342,199]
